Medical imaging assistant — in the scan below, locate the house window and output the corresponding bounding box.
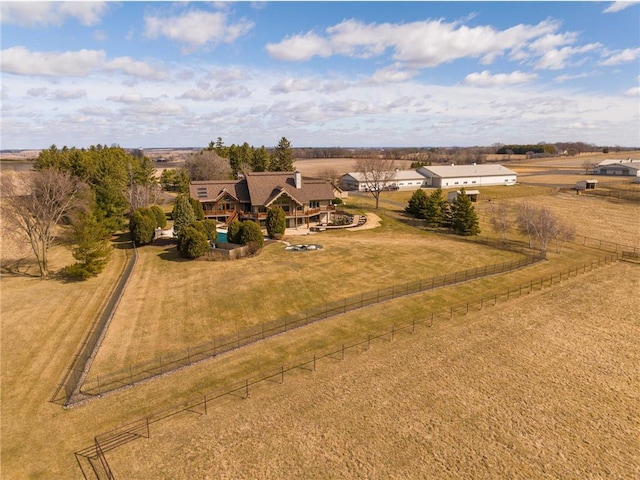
[196,187,207,198]
[472,181,476,184]
[463,181,468,184]
[310,200,320,208]
[455,181,459,185]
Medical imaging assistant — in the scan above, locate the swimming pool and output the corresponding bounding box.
[217,231,228,243]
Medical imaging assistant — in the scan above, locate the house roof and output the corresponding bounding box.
[419,164,517,178]
[190,180,250,203]
[190,172,335,207]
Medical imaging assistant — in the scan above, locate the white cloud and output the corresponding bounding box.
[0,46,105,76]
[370,65,417,83]
[603,2,639,13]
[267,18,564,69]
[270,78,316,94]
[463,70,537,87]
[535,43,601,70]
[266,32,332,61]
[27,87,48,97]
[104,57,169,81]
[106,93,145,104]
[0,2,109,27]
[143,10,254,53]
[178,85,251,101]
[554,72,594,83]
[50,89,87,101]
[93,30,108,42]
[600,47,640,66]
[624,86,640,96]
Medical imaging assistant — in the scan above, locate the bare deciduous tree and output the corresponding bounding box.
[489,202,511,243]
[128,183,161,211]
[516,202,573,254]
[1,169,88,277]
[318,167,340,185]
[353,157,397,209]
[582,159,595,174]
[185,150,232,181]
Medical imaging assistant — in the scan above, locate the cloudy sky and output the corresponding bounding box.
[1,1,639,149]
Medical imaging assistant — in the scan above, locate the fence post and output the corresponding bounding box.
[129,366,133,386]
[480,298,483,310]
[187,347,191,365]
[494,293,497,305]
[344,298,347,313]
[281,365,284,384]
[97,375,100,395]
[237,331,240,348]
[313,354,316,372]
[204,395,208,415]
[391,325,395,341]
[368,334,371,350]
[244,379,249,399]
[213,339,216,356]
[341,344,345,360]
[450,307,453,319]
[412,318,415,334]
[466,302,469,314]
[159,356,162,374]
[430,312,434,327]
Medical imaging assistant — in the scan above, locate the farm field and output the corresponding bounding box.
[1,169,639,479]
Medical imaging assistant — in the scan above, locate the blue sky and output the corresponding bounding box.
[1,1,639,149]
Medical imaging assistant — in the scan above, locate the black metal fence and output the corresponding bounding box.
[78,251,544,398]
[51,241,138,406]
[75,252,619,480]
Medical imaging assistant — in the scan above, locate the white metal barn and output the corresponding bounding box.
[417,164,518,188]
[339,170,427,191]
[593,159,640,177]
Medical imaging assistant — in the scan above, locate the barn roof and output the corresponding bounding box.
[419,164,517,178]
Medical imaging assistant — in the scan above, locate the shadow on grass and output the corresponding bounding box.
[0,257,41,278]
[112,231,133,250]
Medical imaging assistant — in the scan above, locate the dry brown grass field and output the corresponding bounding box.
[107,261,639,479]
[1,167,639,479]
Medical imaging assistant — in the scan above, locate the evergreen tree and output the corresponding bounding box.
[227,220,242,244]
[172,194,196,237]
[451,189,480,236]
[266,206,286,239]
[422,188,447,227]
[405,189,429,217]
[252,146,270,172]
[201,219,218,243]
[270,137,294,172]
[189,197,205,220]
[65,210,113,279]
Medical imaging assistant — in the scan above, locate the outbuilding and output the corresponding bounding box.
[418,164,517,188]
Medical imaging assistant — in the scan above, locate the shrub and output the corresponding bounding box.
[239,220,264,249]
[129,209,156,245]
[178,226,209,259]
[201,219,217,242]
[227,220,242,244]
[266,206,286,239]
[189,197,205,220]
[150,205,167,229]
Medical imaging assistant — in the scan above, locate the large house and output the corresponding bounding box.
[189,171,336,229]
[593,159,640,177]
[418,164,517,188]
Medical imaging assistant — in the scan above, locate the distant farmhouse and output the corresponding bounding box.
[190,171,336,229]
[339,164,517,191]
[593,159,640,177]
